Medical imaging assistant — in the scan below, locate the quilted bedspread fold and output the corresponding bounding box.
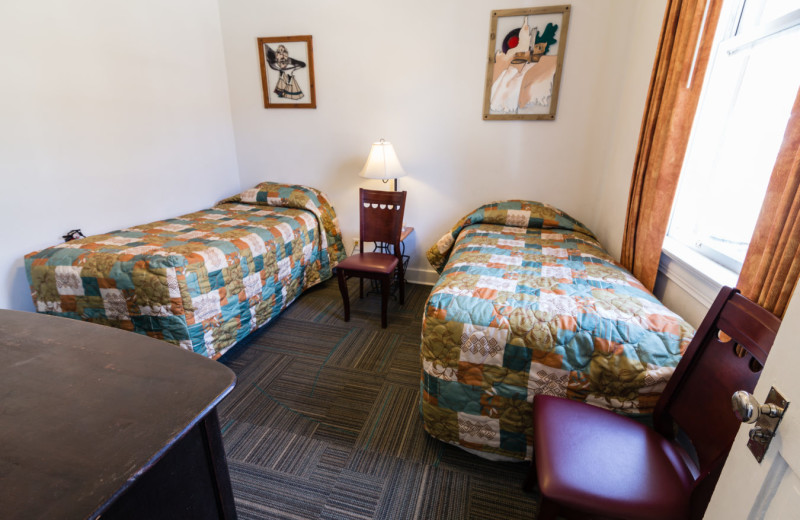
[427,200,597,274]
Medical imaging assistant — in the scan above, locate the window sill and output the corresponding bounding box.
[658,236,739,308]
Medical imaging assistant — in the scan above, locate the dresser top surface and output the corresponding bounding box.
[0,310,235,519]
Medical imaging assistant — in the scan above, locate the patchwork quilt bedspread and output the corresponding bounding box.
[25,182,346,359]
[421,201,695,460]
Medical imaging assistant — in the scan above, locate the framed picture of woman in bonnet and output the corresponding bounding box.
[258,35,317,109]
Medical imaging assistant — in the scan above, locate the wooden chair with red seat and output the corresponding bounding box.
[336,188,407,328]
[527,286,781,520]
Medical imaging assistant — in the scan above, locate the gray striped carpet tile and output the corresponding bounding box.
[219,278,540,519]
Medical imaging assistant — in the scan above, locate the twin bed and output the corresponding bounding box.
[25,182,346,359]
[420,201,694,460]
[26,190,694,463]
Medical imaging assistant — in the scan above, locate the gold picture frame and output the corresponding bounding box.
[482,5,571,120]
[257,35,317,109]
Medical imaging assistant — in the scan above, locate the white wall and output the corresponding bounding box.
[0,0,240,310]
[218,0,667,283]
[0,0,681,320]
[583,1,665,261]
[654,275,710,327]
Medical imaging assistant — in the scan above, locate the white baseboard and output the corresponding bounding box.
[406,267,439,286]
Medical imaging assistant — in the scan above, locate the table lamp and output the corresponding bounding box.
[358,139,407,191]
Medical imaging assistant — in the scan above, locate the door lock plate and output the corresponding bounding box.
[746,386,789,463]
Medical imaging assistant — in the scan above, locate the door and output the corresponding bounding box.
[705,284,800,519]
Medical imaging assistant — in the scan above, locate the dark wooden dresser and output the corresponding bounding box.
[0,310,237,519]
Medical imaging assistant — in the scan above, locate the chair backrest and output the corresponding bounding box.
[358,188,406,256]
[653,286,781,515]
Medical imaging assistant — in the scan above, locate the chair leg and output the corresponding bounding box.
[380,274,389,328]
[523,453,537,492]
[536,497,559,520]
[359,277,364,299]
[337,269,350,322]
[526,451,560,520]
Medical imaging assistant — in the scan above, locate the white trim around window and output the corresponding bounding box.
[659,236,739,308]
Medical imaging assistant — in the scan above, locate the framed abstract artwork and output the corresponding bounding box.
[257,35,317,109]
[482,5,571,120]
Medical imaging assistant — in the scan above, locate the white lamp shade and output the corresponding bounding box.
[358,140,407,181]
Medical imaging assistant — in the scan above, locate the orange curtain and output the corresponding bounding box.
[737,89,800,318]
[620,0,722,291]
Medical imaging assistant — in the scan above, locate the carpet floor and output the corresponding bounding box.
[218,278,540,519]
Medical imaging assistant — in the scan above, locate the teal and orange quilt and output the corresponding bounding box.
[421,201,695,460]
[25,182,346,359]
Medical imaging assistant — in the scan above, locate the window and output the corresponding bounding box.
[666,0,800,278]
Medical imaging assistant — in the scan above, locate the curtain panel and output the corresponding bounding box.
[620,0,722,291]
[737,89,800,318]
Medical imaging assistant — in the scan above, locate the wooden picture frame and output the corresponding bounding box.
[482,5,571,120]
[257,35,317,109]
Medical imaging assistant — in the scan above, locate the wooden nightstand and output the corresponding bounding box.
[399,226,414,272]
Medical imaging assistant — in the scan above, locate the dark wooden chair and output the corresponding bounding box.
[527,286,781,520]
[336,188,407,328]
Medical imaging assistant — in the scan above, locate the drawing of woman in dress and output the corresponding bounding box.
[266,44,306,100]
